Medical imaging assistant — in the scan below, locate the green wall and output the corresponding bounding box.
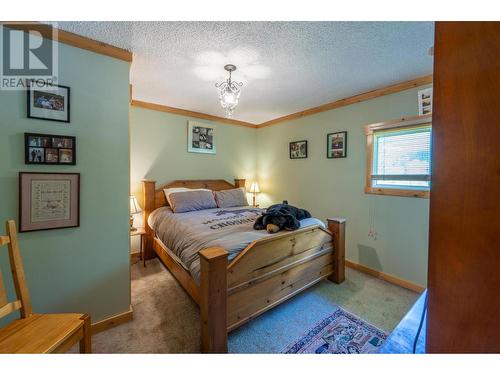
[130,107,257,200]
[0,42,130,323]
[256,85,431,286]
[0,34,429,328]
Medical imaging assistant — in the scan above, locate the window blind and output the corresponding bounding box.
[372,126,432,189]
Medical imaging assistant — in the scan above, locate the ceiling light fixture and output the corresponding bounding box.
[215,64,243,118]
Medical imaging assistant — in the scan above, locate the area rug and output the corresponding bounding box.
[282,307,387,354]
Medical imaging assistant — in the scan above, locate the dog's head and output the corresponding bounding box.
[262,212,300,233]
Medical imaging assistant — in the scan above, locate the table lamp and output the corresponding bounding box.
[249,182,260,207]
[129,195,142,231]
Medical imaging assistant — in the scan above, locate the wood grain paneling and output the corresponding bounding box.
[427,21,500,353]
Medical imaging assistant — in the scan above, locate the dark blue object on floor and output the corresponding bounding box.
[379,290,427,354]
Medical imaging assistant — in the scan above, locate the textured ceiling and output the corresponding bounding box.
[54,22,434,124]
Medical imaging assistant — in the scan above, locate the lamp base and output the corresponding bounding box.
[252,193,258,207]
[130,215,136,232]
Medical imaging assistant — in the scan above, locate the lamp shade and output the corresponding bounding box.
[130,195,142,214]
[249,182,260,194]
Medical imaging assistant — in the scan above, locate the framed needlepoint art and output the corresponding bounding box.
[19,172,80,232]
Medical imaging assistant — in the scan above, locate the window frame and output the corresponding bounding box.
[364,114,432,199]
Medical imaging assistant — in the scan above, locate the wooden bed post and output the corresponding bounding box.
[234,178,246,188]
[327,217,346,284]
[199,247,229,353]
[142,180,156,260]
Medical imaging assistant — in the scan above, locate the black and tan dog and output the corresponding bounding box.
[253,200,312,233]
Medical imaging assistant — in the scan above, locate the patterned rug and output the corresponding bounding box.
[283,307,387,354]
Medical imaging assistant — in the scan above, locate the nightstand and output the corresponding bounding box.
[130,227,146,267]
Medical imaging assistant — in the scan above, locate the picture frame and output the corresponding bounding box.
[289,140,308,159]
[27,81,71,123]
[187,121,216,154]
[19,172,80,232]
[327,131,347,158]
[418,88,433,115]
[25,133,76,165]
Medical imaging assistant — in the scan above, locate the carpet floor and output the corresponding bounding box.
[88,258,418,353]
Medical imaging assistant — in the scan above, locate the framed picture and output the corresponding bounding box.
[418,88,433,115]
[25,133,76,165]
[289,140,308,159]
[19,172,80,232]
[187,121,216,154]
[27,81,70,123]
[327,131,347,158]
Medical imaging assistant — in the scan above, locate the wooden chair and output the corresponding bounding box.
[0,220,91,353]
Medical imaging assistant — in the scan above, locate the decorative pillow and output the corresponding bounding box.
[168,190,217,213]
[163,187,209,207]
[214,187,249,208]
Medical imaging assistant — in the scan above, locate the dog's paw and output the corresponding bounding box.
[266,224,280,233]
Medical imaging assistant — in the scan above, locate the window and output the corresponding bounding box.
[365,115,432,198]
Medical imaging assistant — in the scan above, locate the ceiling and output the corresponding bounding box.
[55,22,434,124]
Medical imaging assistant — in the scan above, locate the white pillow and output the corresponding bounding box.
[163,187,210,207]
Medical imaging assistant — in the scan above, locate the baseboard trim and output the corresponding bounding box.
[345,260,425,293]
[91,307,134,335]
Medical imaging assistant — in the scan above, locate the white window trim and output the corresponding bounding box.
[364,114,432,199]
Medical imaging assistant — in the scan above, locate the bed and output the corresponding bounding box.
[142,178,346,353]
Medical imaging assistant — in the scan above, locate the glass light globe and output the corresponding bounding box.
[222,90,237,105]
[215,65,243,118]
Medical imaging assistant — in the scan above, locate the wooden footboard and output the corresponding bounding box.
[199,218,345,353]
[227,225,334,330]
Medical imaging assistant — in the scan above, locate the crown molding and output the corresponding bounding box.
[131,75,432,129]
[131,100,258,128]
[2,22,132,62]
[258,75,433,127]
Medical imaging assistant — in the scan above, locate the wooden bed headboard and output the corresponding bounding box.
[141,178,245,259]
[145,179,245,210]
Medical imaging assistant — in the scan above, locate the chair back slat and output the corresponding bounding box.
[0,269,7,307]
[0,220,32,319]
[1,236,9,309]
[6,220,32,318]
[0,236,10,246]
[0,300,22,319]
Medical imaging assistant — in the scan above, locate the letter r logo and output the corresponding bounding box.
[2,24,54,76]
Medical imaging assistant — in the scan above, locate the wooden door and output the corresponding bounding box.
[427,21,500,353]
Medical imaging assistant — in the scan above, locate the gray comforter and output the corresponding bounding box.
[148,205,325,283]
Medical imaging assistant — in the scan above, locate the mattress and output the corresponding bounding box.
[148,205,325,284]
